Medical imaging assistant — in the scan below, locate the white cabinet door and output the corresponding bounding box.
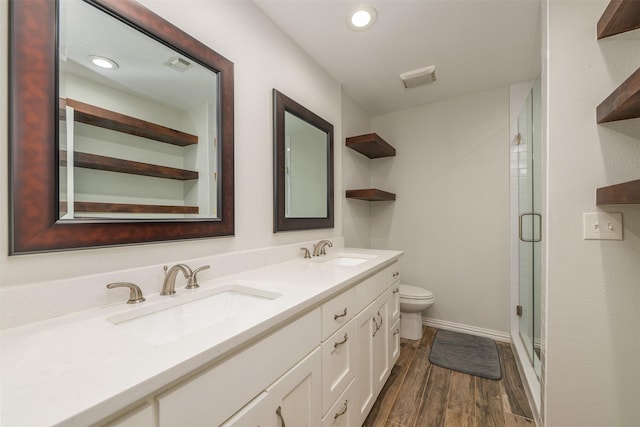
[157,309,320,427]
[389,318,401,366]
[371,295,390,393]
[266,348,322,427]
[221,392,271,427]
[353,299,378,425]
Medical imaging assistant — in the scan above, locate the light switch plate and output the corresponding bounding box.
[583,212,623,240]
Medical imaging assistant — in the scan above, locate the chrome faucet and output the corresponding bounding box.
[186,265,210,289]
[161,264,192,295]
[312,239,333,257]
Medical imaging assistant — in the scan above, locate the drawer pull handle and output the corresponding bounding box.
[372,311,383,336]
[393,288,399,294]
[276,406,285,427]
[334,308,348,320]
[393,328,400,336]
[334,400,349,420]
[393,272,399,278]
[334,333,349,349]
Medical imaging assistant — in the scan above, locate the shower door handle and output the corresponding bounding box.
[519,213,542,242]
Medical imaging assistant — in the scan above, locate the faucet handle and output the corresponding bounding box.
[300,247,311,259]
[186,265,210,289]
[107,282,146,304]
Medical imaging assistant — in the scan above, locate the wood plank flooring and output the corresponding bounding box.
[363,327,536,427]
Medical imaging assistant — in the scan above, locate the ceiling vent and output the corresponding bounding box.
[400,65,436,89]
[166,56,192,72]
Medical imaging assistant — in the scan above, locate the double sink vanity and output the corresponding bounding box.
[1,244,403,427]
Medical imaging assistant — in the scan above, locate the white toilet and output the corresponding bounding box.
[399,284,435,340]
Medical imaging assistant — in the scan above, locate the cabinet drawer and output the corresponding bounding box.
[321,379,356,427]
[354,262,398,313]
[103,403,154,427]
[322,288,355,340]
[321,320,356,415]
[157,308,321,427]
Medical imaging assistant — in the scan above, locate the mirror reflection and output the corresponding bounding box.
[58,0,219,220]
[284,112,328,218]
[273,89,334,232]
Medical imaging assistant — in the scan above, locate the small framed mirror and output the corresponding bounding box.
[273,89,334,232]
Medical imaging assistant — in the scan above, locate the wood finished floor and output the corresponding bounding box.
[363,327,536,427]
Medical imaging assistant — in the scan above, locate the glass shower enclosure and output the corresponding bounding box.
[516,78,542,378]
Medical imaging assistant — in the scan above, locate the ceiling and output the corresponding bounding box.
[254,0,541,116]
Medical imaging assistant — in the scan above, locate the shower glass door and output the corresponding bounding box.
[517,78,541,378]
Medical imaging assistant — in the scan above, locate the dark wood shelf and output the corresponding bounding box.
[597,68,640,123]
[346,133,396,158]
[60,150,198,181]
[596,179,640,205]
[60,98,198,147]
[346,189,396,201]
[61,201,199,215]
[597,0,640,39]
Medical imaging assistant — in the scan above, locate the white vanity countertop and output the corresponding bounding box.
[0,248,402,427]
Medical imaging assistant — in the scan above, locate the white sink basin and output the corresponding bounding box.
[321,253,377,267]
[325,257,369,267]
[107,284,282,345]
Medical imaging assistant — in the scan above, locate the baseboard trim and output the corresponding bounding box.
[423,317,511,342]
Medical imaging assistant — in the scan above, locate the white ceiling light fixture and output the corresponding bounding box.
[89,55,119,70]
[347,5,377,31]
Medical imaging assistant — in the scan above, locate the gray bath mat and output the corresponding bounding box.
[429,329,502,380]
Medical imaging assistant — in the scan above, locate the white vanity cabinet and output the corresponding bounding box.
[221,348,322,427]
[156,309,321,427]
[265,348,322,427]
[95,260,402,427]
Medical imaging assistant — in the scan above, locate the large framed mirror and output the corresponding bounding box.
[273,89,334,232]
[9,0,234,254]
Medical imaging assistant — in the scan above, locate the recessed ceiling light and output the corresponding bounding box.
[89,55,119,70]
[347,5,377,31]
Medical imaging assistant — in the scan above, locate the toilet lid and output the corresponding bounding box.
[399,284,434,300]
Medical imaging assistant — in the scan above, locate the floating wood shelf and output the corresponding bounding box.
[596,179,640,205]
[346,133,396,158]
[597,0,640,39]
[346,189,396,201]
[60,150,198,181]
[597,68,640,123]
[60,98,198,147]
[60,201,199,215]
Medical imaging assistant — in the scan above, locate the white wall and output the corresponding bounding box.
[0,0,343,288]
[543,1,640,425]
[369,87,511,334]
[341,93,372,248]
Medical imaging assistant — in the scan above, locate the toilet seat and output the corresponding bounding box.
[399,284,434,301]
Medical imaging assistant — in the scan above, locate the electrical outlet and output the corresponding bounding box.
[583,212,623,240]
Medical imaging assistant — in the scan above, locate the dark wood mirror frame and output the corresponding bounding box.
[8,0,235,254]
[273,89,334,232]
